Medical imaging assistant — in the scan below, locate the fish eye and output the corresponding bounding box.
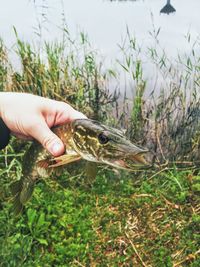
[98,133,109,144]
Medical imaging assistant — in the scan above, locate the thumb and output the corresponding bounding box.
[29,121,65,156]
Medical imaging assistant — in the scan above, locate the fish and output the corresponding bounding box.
[10,119,149,215]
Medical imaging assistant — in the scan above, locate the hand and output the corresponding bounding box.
[0,92,86,156]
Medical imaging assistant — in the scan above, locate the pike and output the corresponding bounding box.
[10,119,149,215]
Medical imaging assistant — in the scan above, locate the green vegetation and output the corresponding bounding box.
[0,27,200,266]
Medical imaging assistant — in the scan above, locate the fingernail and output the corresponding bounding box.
[50,142,63,155]
[73,111,87,120]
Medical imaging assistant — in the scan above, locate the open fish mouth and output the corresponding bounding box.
[111,153,150,170]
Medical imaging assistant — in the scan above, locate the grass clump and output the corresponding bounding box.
[0,161,199,266]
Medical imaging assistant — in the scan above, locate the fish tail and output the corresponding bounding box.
[10,179,35,216]
[12,193,24,216]
[19,180,35,205]
[10,180,23,216]
[10,180,22,196]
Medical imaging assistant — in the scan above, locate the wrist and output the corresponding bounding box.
[0,117,10,150]
[0,93,11,148]
[0,92,7,119]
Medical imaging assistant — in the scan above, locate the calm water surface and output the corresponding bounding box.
[1,0,200,57]
[1,0,200,92]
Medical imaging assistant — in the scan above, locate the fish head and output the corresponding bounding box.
[71,119,149,170]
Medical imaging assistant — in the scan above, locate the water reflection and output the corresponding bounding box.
[160,0,176,15]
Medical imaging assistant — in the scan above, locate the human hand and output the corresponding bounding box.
[0,92,86,156]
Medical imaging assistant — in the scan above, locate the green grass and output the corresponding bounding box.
[0,160,199,266]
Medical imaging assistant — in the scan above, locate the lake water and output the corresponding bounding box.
[1,0,200,94]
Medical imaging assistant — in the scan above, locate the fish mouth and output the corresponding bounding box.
[111,152,150,171]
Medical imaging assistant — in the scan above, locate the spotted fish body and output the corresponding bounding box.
[11,119,149,215]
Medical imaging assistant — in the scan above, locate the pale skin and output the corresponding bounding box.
[0,92,86,156]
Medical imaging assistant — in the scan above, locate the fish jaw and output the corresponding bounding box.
[102,151,149,171]
[113,153,150,170]
[109,138,149,170]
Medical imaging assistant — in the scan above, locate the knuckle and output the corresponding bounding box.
[26,119,40,133]
[42,134,56,149]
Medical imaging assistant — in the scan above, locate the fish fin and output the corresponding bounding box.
[36,159,52,177]
[85,162,98,181]
[10,180,22,196]
[11,179,35,215]
[19,180,35,205]
[48,154,81,167]
[12,194,23,216]
[37,159,51,169]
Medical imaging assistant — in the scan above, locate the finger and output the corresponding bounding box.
[57,107,87,126]
[28,121,65,156]
[11,132,33,141]
[69,109,87,120]
[44,101,87,126]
